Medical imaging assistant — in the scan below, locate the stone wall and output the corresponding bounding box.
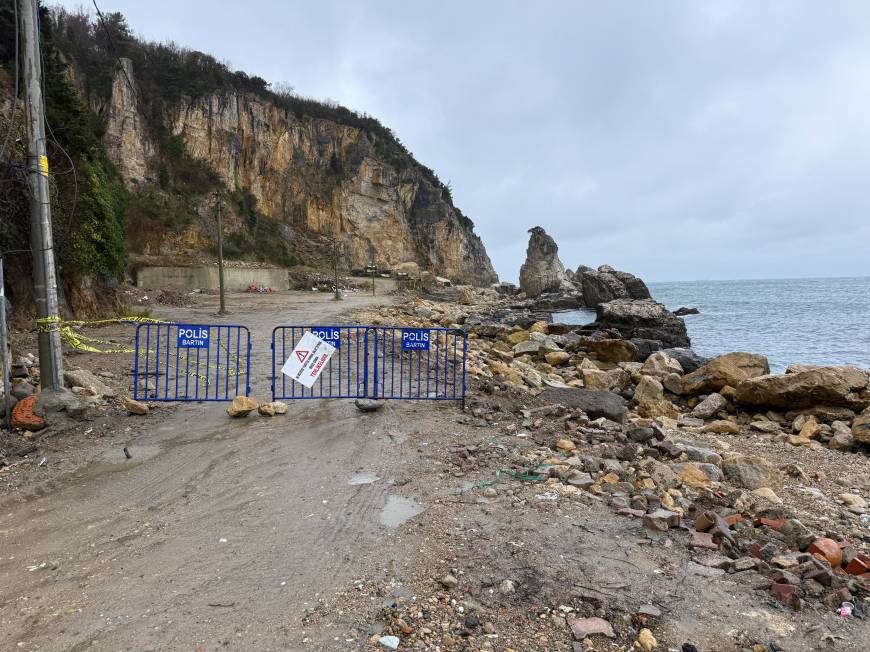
[135,266,288,291]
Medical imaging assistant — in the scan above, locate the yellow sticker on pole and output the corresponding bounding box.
[39,155,49,176]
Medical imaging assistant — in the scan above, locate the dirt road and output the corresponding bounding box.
[2,291,867,651]
[0,291,433,650]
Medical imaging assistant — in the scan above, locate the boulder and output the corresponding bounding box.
[691,392,727,419]
[512,340,541,356]
[829,421,856,450]
[734,366,870,409]
[544,351,570,366]
[583,368,631,392]
[580,270,628,306]
[518,227,573,298]
[631,338,665,359]
[505,330,530,346]
[457,287,474,305]
[540,387,627,422]
[580,268,651,307]
[64,369,116,398]
[258,401,288,416]
[722,454,783,490]
[641,351,684,379]
[611,270,651,300]
[681,352,769,396]
[634,375,679,418]
[10,380,35,400]
[673,306,700,316]
[580,337,640,363]
[853,409,870,444]
[226,395,259,417]
[122,396,148,415]
[659,348,709,373]
[594,299,690,349]
[355,398,384,412]
[489,361,524,385]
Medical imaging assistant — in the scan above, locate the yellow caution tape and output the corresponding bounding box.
[34,316,248,378]
[36,315,169,332]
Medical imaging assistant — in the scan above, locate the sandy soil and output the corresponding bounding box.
[0,291,867,651]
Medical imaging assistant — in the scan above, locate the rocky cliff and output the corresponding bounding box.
[101,56,496,284]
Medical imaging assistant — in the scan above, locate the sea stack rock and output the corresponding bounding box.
[519,227,572,297]
[594,298,690,349]
[580,265,651,307]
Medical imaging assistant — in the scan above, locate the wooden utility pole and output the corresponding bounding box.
[20,0,64,391]
[215,195,226,314]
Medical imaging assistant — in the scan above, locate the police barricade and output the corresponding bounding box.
[133,323,251,401]
[270,325,467,405]
[369,327,466,405]
[271,326,370,400]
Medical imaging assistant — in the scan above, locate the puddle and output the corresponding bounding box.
[348,472,380,486]
[378,494,423,528]
[70,444,161,482]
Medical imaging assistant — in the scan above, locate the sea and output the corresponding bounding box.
[553,277,870,373]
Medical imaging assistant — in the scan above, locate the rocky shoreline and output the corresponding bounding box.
[355,270,869,635]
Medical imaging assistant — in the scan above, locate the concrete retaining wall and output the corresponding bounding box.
[136,266,288,291]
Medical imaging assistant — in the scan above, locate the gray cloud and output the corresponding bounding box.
[57,0,870,281]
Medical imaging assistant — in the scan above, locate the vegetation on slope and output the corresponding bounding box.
[1,4,478,310]
[0,4,126,313]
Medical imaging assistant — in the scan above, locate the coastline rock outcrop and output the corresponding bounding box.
[681,352,770,396]
[518,227,572,297]
[734,365,870,409]
[581,266,651,306]
[659,348,709,373]
[593,299,690,349]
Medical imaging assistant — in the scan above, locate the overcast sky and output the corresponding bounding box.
[55,1,870,282]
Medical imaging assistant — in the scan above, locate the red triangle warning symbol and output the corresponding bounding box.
[295,350,309,363]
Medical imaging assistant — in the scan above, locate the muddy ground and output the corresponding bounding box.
[0,291,867,651]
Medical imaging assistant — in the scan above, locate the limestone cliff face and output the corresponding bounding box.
[103,63,496,284]
[103,59,153,184]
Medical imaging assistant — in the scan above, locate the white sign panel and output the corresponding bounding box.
[281,331,336,388]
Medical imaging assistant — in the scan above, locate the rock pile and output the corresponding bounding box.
[355,292,869,619]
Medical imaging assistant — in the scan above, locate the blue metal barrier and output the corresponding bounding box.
[369,327,466,403]
[133,323,251,401]
[270,325,466,405]
[271,326,370,400]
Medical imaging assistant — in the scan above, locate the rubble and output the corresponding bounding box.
[351,287,869,636]
[122,396,149,415]
[11,395,46,431]
[226,395,259,417]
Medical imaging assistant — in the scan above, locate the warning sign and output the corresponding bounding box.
[281,331,336,388]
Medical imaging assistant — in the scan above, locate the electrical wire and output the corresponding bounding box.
[35,1,78,227]
[91,0,138,101]
[0,0,20,163]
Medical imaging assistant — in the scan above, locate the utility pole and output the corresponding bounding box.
[332,237,342,301]
[20,0,64,391]
[215,194,226,314]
